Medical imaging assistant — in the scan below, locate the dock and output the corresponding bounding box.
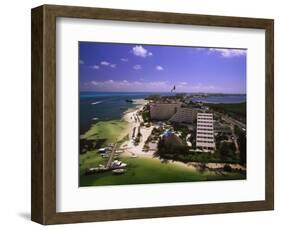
[106,143,117,169]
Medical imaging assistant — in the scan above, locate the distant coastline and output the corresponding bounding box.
[80,91,246,96]
[190,94,246,104]
[79,91,246,134]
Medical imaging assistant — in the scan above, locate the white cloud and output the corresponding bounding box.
[195,47,205,51]
[156,65,164,71]
[88,80,171,92]
[192,83,215,90]
[79,60,84,65]
[90,65,100,70]
[99,61,117,68]
[133,64,142,70]
[132,45,153,58]
[176,82,217,92]
[85,80,220,92]
[120,58,129,62]
[91,81,98,85]
[100,61,110,66]
[208,48,246,58]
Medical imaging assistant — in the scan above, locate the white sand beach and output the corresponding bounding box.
[120,100,156,156]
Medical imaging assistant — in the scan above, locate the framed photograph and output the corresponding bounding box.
[31,4,274,225]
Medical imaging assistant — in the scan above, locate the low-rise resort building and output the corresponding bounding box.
[150,101,216,152]
[150,102,197,123]
[150,102,182,120]
[196,113,216,151]
[170,107,197,123]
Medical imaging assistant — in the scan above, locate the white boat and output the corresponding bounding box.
[98,148,106,153]
[112,169,126,174]
[91,101,102,105]
[115,150,124,153]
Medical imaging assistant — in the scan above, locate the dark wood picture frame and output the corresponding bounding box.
[31,4,274,225]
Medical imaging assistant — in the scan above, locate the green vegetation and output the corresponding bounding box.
[217,142,239,162]
[80,139,95,154]
[80,120,129,154]
[141,104,151,122]
[156,139,240,164]
[79,150,107,175]
[118,134,129,144]
[173,123,189,141]
[144,95,161,100]
[80,156,245,186]
[234,125,247,165]
[81,120,128,143]
[206,102,246,123]
[215,133,229,144]
[206,102,246,116]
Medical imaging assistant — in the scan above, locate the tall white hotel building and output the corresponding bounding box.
[196,113,216,150]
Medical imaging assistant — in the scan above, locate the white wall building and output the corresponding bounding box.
[170,107,197,123]
[196,113,215,150]
[150,103,182,120]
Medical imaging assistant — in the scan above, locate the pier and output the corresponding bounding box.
[106,143,117,169]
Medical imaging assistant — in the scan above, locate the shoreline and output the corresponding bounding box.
[122,99,147,123]
[81,98,147,141]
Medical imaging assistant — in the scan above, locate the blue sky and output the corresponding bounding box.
[79,42,246,93]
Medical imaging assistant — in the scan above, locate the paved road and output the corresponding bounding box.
[230,124,240,154]
[217,112,245,154]
[222,114,246,130]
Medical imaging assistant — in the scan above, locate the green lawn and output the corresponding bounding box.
[80,155,245,187]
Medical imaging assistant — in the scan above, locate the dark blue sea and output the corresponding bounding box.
[79,92,246,134]
[79,92,155,134]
